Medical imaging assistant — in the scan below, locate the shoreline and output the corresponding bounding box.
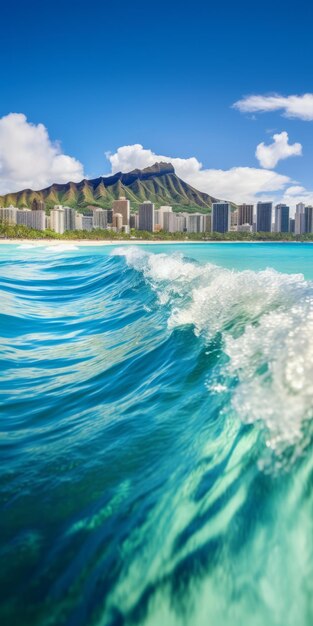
[0,239,311,246]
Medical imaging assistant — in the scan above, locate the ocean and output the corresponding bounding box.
[1,242,313,626]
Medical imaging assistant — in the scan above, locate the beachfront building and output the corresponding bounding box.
[0,206,18,224]
[186,213,205,233]
[113,213,123,232]
[139,202,154,232]
[129,213,139,229]
[93,208,108,229]
[81,216,93,231]
[204,215,211,232]
[238,204,254,226]
[154,206,173,230]
[112,197,130,227]
[275,204,290,233]
[16,208,46,231]
[295,203,306,235]
[256,202,272,232]
[50,207,65,234]
[212,202,231,233]
[305,206,313,233]
[63,207,77,231]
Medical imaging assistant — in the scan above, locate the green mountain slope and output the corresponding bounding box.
[0,162,220,213]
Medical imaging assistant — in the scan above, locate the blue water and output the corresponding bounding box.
[1,242,313,626]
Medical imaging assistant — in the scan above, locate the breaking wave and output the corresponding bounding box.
[1,244,313,626]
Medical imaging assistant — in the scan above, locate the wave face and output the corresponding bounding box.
[1,244,313,626]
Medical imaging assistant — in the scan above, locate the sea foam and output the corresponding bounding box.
[117,247,313,457]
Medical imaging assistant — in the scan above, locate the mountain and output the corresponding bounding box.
[0,162,220,213]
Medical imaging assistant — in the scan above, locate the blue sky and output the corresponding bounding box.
[1,0,313,207]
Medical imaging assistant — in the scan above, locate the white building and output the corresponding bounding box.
[82,216,93,231]
[0,206,18,224]
[295,202,306,235]
[186,213,205,233]
[16,209,45,231]
[50,207,65,234]
[93,208,108,229]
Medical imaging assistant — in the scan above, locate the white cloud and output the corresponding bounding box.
[106,143,291,204]
[255,131,302,169]
[0,113,84,194]
[233,94,313,121]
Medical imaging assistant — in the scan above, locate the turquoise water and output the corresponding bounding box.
[1,242,313,626]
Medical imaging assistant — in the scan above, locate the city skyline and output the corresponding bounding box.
[1,197,312,236]
[1,1,313,208]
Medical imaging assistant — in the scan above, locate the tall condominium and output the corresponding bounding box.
[186,213,205,233]
[82,216,93,231]
[295,202,306,235]
[93,208,108,229]
[129,213,139,229]
[256,202,272,232]
[212,202,231,233]
[238,204,254,226]
[155,206,172,230]
[16,209,45,231]
[50,207,65,234]
[113,213,123,231]
[204,215,211,232]
[231,209,238,227]
[112,197,130,226]
[305,206,313,233]
[139,202,154,232]
[275,204,290,233]
[63,207,77,231]
[0,206,17,224]
[163,211,179,232]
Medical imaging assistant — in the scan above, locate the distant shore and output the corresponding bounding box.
[0,238,312,246]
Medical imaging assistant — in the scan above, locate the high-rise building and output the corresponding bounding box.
[256,202,272,232]
[289,218,295,234]
[16,209,45,230]
[16,209,31,226]
[29,210,45,231]
[204,215,211,232]
[63,207,77,231]
[0,206,17,224]
[82,216,93,231]
[154,206,173,230]
[139,202,154,232]
[212,202,231,233]
[231,209,238,228]
[275,204,290,233]
[163,212,179,232]
[186,213,205,233]
[93,208,108,229]
[50,207,65,234]
[295,203,306,235]
[238,204,254,226]
[305,206,313,233]
[112,197,130,226]
[75,213,83,230]
[113,213,123,231]
[129,213,138,229]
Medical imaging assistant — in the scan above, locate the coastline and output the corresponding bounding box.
[0,238,311,246]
